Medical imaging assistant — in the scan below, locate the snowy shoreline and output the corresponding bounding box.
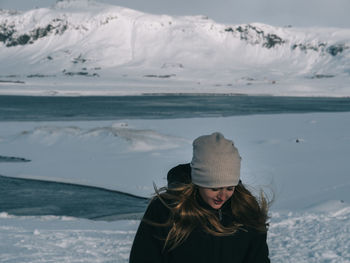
[0,81,349,97]
[1,91,350,98]
[1,206,350,263]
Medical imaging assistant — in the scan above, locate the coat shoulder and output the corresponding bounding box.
[143,196,171,222]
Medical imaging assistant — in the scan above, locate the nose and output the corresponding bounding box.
[217,189,224,200]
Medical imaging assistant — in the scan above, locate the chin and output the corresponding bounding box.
[211,203,223,209]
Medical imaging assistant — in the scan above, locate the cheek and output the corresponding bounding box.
[199,189,211,202]
[206,192,217,201]
[201,190,218,203]
[226,191,234,199]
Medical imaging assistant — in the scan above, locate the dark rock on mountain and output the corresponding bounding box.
[327,44,348,56]
[0,20,68,47]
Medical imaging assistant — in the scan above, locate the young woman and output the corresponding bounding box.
[130,132,270,263]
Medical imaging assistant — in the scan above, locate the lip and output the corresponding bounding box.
[213,199,223,205]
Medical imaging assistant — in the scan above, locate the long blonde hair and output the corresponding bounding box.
[147,181,269,251]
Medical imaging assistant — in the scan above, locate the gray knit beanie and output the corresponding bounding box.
[190,132,241,188]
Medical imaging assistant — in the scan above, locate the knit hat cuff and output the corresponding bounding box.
[190,166,240,188]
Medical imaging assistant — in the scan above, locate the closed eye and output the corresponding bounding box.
[209,186,235,192]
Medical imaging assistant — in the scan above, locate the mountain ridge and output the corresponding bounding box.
[0,0,349,97]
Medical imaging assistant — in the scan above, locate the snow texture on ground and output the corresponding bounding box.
[1,206,350,263]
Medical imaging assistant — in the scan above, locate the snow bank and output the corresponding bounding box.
[0,214,137,263]
[269,208,350,262]
[1,206,349,262]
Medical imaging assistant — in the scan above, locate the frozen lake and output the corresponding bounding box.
[0,175,148,220]
[1,95,350,121]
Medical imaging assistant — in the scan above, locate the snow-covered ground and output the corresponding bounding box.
[1,204,350,262]
[1,112,350,262]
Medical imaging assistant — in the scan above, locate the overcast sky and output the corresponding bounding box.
[0,0,349,28]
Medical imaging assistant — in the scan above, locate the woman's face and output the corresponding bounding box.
[198,186,235,209]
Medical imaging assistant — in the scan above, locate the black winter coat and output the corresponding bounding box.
[129,196,270,263]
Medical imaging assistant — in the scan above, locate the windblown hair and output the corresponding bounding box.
[146,181,270,251]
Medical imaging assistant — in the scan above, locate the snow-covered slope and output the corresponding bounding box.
[1,207,350,262]
[0,0,350,96]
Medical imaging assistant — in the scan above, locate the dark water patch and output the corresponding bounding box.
[0,95,350,121]
[143,74,176,78]
[0,155,30,163]
[0,175,149,221]
[0,79,25,84]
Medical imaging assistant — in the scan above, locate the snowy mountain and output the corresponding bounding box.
[0,0,350,96]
